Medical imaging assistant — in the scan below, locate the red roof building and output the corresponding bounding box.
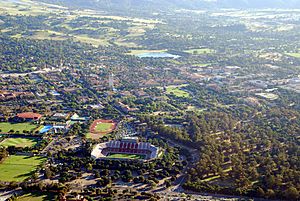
[16,112,42,120]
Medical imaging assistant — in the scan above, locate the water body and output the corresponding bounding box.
[136,52,180,58]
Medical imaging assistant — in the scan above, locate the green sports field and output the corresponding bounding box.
[0,122,39,133]
[0,155,45,182]
[0,138,37,148]
[17,192,55,201]
[94,123,114,132]
[107,153,145,159]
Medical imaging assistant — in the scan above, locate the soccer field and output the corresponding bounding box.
[107,153,145,159]
[94,123,114,132]
[0,155,45,182]
[0,122,39,133]
[0,138,37,148]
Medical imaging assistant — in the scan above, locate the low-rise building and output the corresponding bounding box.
[15,112,42,122]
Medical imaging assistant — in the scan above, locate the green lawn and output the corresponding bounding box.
[0,138,37,148]
[94,123,113,132]
[184,48,215,54]
[127,49,167,55]
[192,63,211,67]
[107,153,145,159]
[0,122,39,133]
[286,52,300,58]
[166,85,190,98]
[17,192,55,201]
[0,155,45,182]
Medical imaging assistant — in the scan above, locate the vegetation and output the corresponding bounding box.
[0,155,45,182]
[16,192,55,201]
[107,153,145,159]
[184,48,215,55]
[0,138,37,148]
[286,52,300,58]
[0,0,300,200]
[165,85,190,98]
[0,123,39,134]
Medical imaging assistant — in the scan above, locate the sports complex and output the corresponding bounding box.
[91,137,159,161]
[88,119,117,139]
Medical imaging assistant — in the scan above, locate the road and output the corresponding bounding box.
[0,189,22,201]
[40,137,58,156]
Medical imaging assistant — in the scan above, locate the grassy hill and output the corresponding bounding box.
[36,0,300,11]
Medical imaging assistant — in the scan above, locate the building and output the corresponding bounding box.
[109,73,114,89]
[15,112,42,122]
[91,137,159,161]
[50,113,70,122]
[70,113,89,122]
[115,102,139,113]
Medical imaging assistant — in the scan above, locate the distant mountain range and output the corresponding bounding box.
[38,0,300,11]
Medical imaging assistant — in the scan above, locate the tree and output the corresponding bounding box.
[265,189,275,199]
[164,180,172,188]
[284,186,299,200]
[256,187,265,197]
[87,163,93,171]
[45,168,53,179]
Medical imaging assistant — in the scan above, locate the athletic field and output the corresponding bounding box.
[88,119,116,139]
[107,153,145,159]
[0,122,39,133]
[0,155,45,182]
[0,138,37,148]
[94,123,113,132]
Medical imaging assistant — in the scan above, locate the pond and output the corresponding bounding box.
[136,52,180,58]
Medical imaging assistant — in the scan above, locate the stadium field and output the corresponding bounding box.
[107,153,145,159]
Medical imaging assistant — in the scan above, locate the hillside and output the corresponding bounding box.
[37,0,300,11]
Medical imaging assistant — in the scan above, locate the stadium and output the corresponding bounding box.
[91,137,159,161]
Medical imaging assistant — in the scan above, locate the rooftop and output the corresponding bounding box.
[17,112,42,119]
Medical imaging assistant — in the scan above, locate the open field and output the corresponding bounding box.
[0,155,45,182]
[255,92,279,100]
[184,48,215,54]
[286,52,300,58]
[0,0,159,48]
[17,192,55,201]
[166,85,190,98]
[0,122,39,133]
[192,63,211,67]
[127,49,167,55]
[0,138,37,148]
[107,153,145,159]
[73,35,110,47]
